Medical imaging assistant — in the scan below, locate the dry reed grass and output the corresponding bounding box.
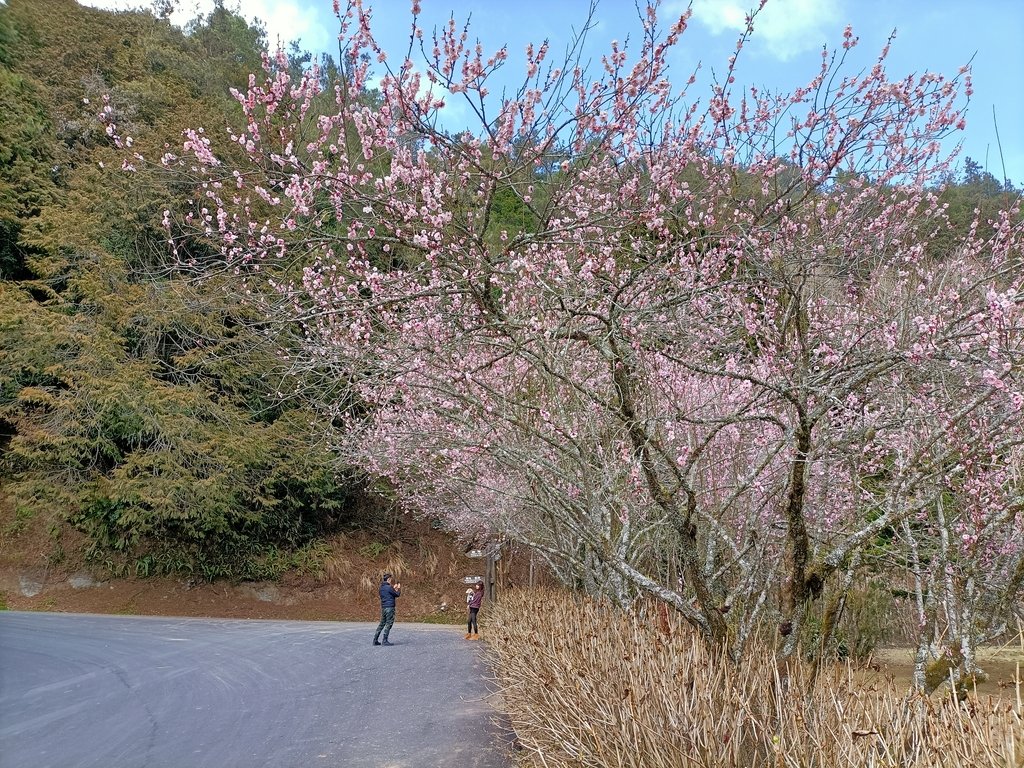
[359,573,377,592]
[323,553,353,582]
[488,590,1023,768]
[382,545,408,580]
[355,541,411,592]
[423,549,440,576]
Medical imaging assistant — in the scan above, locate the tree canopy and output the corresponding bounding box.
[137,0,1024,680]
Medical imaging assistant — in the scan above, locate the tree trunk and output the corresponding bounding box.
[780,417,818,658]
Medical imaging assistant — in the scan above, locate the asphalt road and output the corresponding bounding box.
[0,612,512,768]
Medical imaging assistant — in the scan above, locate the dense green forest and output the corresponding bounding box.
[0,0,375,580]
[0,0,1017,582]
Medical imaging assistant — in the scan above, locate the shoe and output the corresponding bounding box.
[373,640,381,646]
[471,634,480,640]
[381,639,393,646]
[464,633,473,640]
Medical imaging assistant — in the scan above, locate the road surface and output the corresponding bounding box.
[0,612,511,768]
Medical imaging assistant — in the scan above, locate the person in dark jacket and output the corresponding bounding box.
[465,580,484,640]
[373,573,402,646]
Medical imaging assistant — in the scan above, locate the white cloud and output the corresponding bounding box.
[77,0,329,53]
[240,0,329,51]
[684,0,843,61]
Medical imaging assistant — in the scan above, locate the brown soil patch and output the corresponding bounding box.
[0,565,463,623]
[871,646,1024,701]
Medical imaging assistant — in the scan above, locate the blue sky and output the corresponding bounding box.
[80,1,1023,186]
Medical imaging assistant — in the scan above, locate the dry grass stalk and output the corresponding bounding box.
[383,547,408,580]
[323,553,353,582]
[423,550,440,576]
[487,589,1024,768]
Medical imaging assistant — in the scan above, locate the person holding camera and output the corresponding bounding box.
[465,580,484,640]
[373,573,402,646]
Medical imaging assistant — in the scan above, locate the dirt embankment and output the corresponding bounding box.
[0,563,466,623]
[0,502,500,623]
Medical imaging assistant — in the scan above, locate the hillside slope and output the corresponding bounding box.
[0,495,513,622]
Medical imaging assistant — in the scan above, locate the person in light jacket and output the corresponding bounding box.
[373,573,401,646]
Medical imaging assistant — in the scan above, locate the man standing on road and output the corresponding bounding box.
[373,573,401,646]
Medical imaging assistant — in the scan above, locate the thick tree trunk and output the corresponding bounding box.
[780,418,820,658]
[610,344,729,646]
